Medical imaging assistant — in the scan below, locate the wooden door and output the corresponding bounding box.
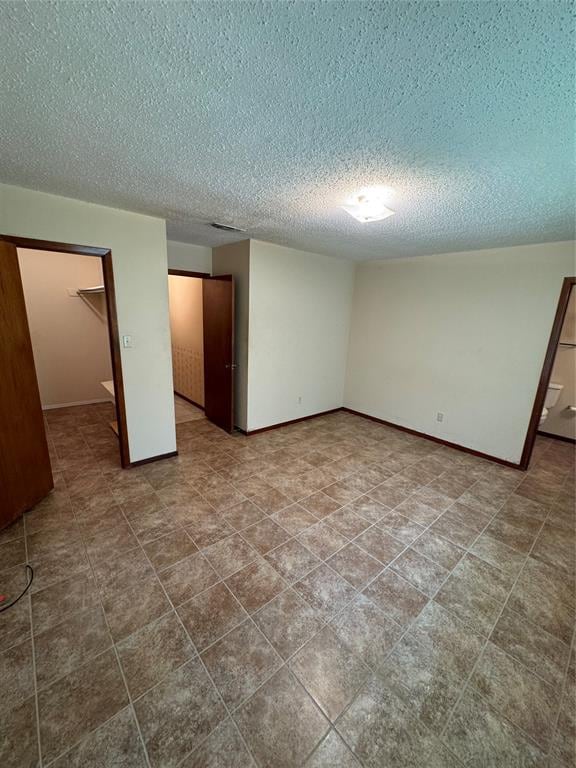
[0,240,53,529]
[203,275,235,432]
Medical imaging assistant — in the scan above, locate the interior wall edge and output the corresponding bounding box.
[238,407,343,436]
[174,390,205,411]
[341,407,522,469]
[127,449,179,468]
[246,239,354,432]
[537,430,576,444]
[42,398,111,410]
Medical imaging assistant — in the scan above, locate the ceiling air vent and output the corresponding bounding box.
[210,222,245,233]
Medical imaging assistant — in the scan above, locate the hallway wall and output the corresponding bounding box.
[247,240,354,431]
[167,241,211,274]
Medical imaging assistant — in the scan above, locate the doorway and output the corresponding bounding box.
[0,235,128,529]
[167,269,235,433]
[520,276,576,469]
[168,270,207,425]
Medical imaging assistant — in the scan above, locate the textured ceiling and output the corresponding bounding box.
[1,1,574,260]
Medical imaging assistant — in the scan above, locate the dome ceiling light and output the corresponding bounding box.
[341,186,396,223]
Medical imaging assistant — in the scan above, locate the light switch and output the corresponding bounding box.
[122,335,133,349]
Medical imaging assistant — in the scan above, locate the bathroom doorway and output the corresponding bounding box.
[520,276,576,469]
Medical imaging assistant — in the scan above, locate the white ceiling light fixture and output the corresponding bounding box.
[341,186,396,223]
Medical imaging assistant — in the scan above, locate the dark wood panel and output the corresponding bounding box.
[0,234,109,257]
[203,276,234,433]
[168,269,210,278]
[0,240,53,528]
[128,450,178,468]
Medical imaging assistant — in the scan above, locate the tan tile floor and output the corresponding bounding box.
[0,403,574,767]
[173,395,204,425]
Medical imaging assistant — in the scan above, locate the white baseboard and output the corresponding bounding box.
[42,398,111,410]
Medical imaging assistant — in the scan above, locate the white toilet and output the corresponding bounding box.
[540,382,563,425]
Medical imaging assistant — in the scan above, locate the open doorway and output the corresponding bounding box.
[168,270,207,424]
[521,276,576,468]
[538,283,576,442]
[0,235,128,530]
[167,269,235,433]
[17,246,122,466]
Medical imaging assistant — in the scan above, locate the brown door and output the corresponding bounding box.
[203,275,235,432]
[0,240,53,529]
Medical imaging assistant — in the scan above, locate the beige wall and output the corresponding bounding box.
[0,183,175,464]
[167,241,211,274]
[544,288,576,440]
[17,249,113,408]
[345,241,575,464]
[212,240,251,431]
[212,239,354,432]
[247,240,354,431]
[168,275,204,407]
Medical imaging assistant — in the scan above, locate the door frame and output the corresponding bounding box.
[0,234,130,468]
[168,269,210,278]
[202,274,235,433]
[519,275,576,470]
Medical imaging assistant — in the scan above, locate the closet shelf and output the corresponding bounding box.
[77,285,105,295]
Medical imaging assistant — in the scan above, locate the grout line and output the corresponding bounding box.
[193,492,483,732]
[436,490,564,750]
[37,410,574,766]
[77,440,553,668]
[318,488,540,765]
[309,473,557,737]
[54,484,155,768]
[124,516,264,767]
[22,512,44,768]
[40,708,138,768]
[32,643,118,699]
[114,488,369,767]
[546,618,576,758]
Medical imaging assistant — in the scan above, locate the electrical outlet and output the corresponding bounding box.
[436,412,444,423]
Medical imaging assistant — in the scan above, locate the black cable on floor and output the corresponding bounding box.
[0,564,34,612]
